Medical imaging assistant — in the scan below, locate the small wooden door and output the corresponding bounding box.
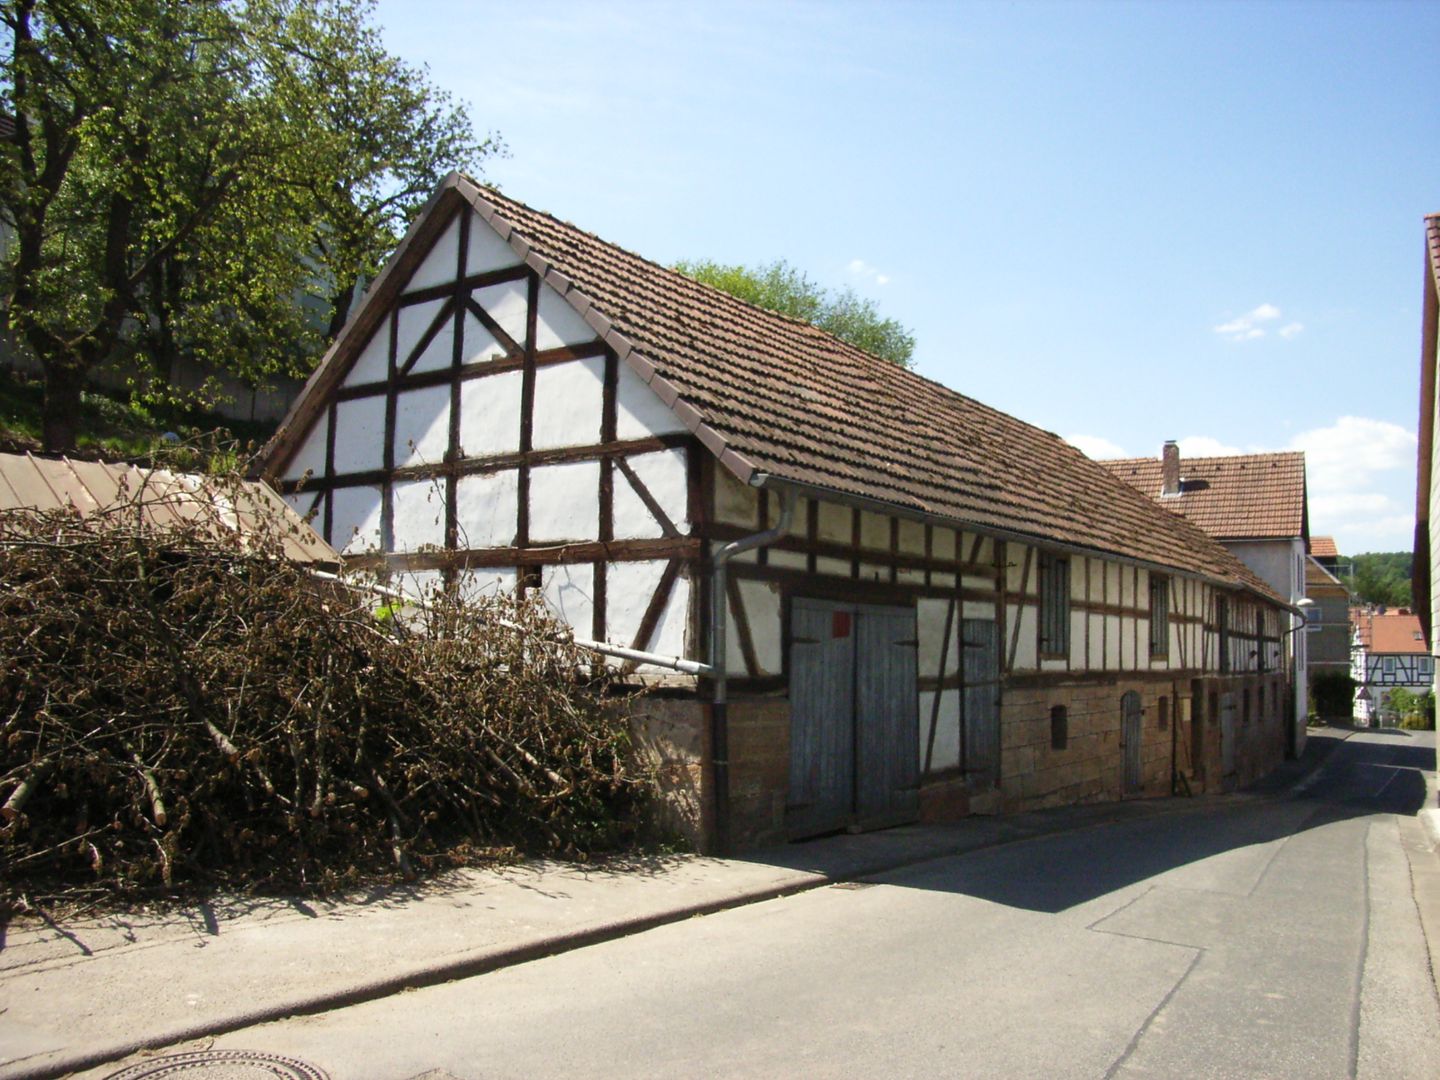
[1220,692,1237,779]
[1121,690,1143,793]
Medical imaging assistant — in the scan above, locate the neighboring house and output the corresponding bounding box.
[1305,555,1351,686]
[0,449,337,568]
[1350,607,1432,725]
[258,173,1300,852]
[1101,444,1311,749]
[1310,534,1342,575]
[1412,212,1440,694]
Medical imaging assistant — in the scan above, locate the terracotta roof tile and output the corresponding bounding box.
[1353,609,1427,655]
[262,177,1284,604]
[1100,451,1306,540]
[1310,535,1338,558]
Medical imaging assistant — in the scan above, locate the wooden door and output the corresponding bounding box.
[961,618,1001,789]
[1121,690,1143,793]
[788,598,918,836]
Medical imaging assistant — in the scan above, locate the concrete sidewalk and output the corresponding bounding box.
[0,730,1350,1080]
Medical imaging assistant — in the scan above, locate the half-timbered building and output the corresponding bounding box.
[1351,607,1432,725]
[259,174,1300,851]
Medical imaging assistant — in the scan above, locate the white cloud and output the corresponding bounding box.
[1065,434,1128,459]
[1213,302,1294,343]
[1171,416,1417,553]
[847,258,890,287]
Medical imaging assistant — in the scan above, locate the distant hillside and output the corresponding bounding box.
[1334,551,1412,608]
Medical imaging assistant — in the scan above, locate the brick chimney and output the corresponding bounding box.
[1161,440,1180,496]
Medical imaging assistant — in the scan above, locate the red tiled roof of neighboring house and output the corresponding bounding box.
[0,451,338,566]
[261,175,1284,604]
[1310,535,1338,558]
[1352,609,1427,655]
[1099,450,1307,541]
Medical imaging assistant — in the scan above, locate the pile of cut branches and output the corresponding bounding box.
[0,484,651,913]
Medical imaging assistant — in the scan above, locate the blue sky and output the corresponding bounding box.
[375,0,1438,555]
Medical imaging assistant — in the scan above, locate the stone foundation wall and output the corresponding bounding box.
[726,697,792,850]
[627,695,707,850]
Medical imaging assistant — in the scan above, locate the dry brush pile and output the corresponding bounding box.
[0,487,654,913]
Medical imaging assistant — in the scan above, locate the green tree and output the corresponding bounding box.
[1343,552,1412,608]
[673,258,916,367]
[1,0,499,452]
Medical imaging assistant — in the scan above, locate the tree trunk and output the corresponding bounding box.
[326,281,356,343]
[41,363,84,454]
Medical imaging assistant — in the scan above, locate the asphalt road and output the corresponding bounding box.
[107,729,1439,1080]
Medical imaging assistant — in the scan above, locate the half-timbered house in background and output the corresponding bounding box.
[1101,444,1312,749]
[1351,607,1432,724]
[258,174,1301,852]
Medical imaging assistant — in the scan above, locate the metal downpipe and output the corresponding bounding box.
[709,487,796,854]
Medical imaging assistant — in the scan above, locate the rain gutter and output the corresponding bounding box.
[708,484,797,854]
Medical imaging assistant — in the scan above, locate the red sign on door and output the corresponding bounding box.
[832,611,852,639]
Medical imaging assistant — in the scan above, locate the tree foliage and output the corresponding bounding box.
[1336,551,1412,608]
[0,0,501,451]
[673,258,916,367]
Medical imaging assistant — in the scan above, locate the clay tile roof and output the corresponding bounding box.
[261,176,1285,604]
[0,451,338,566]
[1099,450,1306,540]
[1310,535,1338,558]
[1353,609,1427,655]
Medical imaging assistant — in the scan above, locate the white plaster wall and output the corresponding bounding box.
[284,412,329,483]
[713,468,758,528]
[858,562,889,583]
[1227,539,1301,601]
[817,555,850,577]
[473,280,529,348]
[615,363,689,440]
[465,215,522,275]
[859,511,889,552]
[331,485,382,554]
[932,571,957,589]
[531,357,605,450]
[535,283,598,351]
[897,567,925,586]
[962,601,996,620]
[1013,606,1037,669]
[395,570,445,603]
[392,384,450,468]
[1105,615,1122,671]
[1087,613,1104,670]
[332,396,386,474]
[343,325,390,387]
[1121,617,1136,669]
[1069,610,1086,668]
[933,529,958,562]
[605,561,690,665]
[919,690,961,773]
[917,598,960,678]
[898,519,925,556]
[542,563,594,633]
[607,559,668,648]
[770,549,808,571]
[614,448,689,539]
[396,299,451,373]
[738,578,782,675]
[459,370,523,457]
[404,216,460,292]
[529,461,600,542]
[817,501,850,544]
[455,470,518,548]
[462,314,506,365]
[457,567,518,601]
[392,478,447,551]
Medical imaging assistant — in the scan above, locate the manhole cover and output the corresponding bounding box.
[103,1050,329,1080]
